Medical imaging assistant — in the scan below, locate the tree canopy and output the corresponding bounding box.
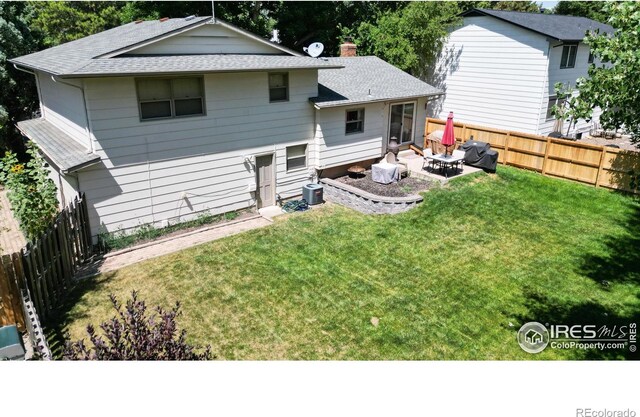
[553,1,610,23]
[0,1,41,153]
[567,1,640,143]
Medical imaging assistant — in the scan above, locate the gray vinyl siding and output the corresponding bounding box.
[315,97,427,169]
[537,41,601,136]
[129,24,282,55]
[430,16,549,134]
[80,70,317,234]
[37,71,90,149]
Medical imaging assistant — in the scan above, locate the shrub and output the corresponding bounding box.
[64,291,212,360]
[0,142,58,239]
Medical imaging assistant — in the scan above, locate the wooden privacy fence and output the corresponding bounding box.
[0,194,93,329]
[424,118,640,193]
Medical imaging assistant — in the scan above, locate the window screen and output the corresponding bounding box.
[137,77,204,120]
[269,73,289,102]
[345,108,365,134]
[286,144,307,171]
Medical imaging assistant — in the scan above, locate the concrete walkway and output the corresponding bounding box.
[0,187,26,255]
[86,215,272,276]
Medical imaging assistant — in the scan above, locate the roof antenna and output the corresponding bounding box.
[211,0,215,21]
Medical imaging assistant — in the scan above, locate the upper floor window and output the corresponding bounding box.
[588,52,594,64]
[136,77,205,120]
[560,44,577,69]
[269,72,289,102]
[345,108,365,134]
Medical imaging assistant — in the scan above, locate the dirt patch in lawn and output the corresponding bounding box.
[334,171,437,197]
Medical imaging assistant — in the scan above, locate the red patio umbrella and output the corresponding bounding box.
[442,112,456,155]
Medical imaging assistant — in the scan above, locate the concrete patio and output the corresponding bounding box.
[398,150,483,183]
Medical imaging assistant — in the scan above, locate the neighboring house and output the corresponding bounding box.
[10,16,441,239]
[429,9,613,137]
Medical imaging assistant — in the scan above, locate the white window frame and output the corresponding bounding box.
[285,144,307,172]
[560,44,577,69]
[546,95,566,120]
[136,76,205,121]
[345,108,365,135]
[269,72,289,103]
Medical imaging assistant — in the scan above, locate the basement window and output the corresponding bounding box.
[137,77,205,120]
[286,144,307,171]
[269,72,289,102]
[345,108,365,134]
[560,44,577,69]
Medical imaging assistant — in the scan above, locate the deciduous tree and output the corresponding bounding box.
[566,1,640,144]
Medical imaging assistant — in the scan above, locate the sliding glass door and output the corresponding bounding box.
[389,102,416,145]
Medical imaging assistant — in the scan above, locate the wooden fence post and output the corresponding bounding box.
[542,137,552,175]
[503,132,511,165]
[595,147,607,188]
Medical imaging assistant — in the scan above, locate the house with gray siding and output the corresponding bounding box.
[429,9,612,137]
[10,16,441,239]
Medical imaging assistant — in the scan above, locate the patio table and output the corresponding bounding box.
[371,162,399,184]
[427,153,465,178]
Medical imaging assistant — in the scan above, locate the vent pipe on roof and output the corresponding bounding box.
[185,15,196,21]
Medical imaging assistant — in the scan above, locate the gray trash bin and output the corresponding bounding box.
[302,183,323,205]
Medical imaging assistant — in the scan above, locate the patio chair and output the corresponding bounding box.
[452,149,466,173]
[382,152,408,178]
[422,147,440,172]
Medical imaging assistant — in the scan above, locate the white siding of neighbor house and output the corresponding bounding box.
[79,69,318,235]
[36,71,90,149]
[128,24,282,55]
[315,97,427,169]
[430,16,549,134]
[537,41,601,136]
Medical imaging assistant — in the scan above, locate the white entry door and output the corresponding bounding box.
[256,154,274,208]
[389,102,416,145]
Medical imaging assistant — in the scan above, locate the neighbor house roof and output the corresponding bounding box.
[462,9,614,42]
[16,119,100,173]
[310,57,442,109]
[9,16,341,77]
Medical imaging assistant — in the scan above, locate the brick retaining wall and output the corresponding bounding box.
[319,178,423,215]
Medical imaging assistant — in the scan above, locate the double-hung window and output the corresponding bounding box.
[546,96,566,120]
[269,73,289,102]
[286,144,307,171]
[137,77,205,120]
[560,44,577,69]
[345,108,365,134]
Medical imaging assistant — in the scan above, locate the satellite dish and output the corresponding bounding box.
[303,42,324,58]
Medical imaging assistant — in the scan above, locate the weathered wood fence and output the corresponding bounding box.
[0,194,93,335]
[424,118,640,193]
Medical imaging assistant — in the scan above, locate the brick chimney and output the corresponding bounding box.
[340,37,357,57]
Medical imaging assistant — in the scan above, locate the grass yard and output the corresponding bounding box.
[49,167,640,359]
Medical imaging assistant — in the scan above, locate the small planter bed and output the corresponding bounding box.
[335,171,436,197]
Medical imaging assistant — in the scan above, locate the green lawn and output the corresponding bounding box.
[50,167,640,359]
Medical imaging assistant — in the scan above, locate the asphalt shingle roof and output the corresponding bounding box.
[310,57,442,108]
[17,119,100,173]
[9,17,338,76]
[69,54,342,77]
[464,9,613,42]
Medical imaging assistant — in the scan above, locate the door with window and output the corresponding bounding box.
[256,154,274,208]
[388,102,416,146]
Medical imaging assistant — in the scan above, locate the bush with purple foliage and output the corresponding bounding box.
[64,291,212,360]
